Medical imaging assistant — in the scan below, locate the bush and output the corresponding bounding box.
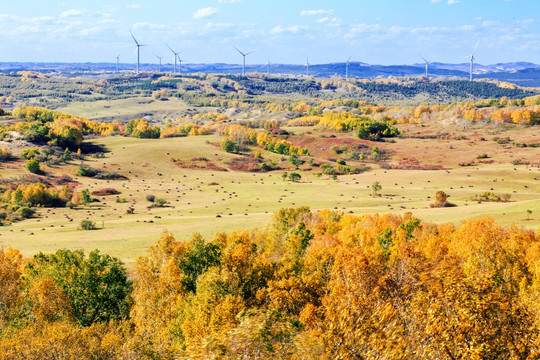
[220,138,238,153]
[431,190,456,208]
[0,147,11,161]
[288,172,301,182]
[17,207,35,219]
[80,220,97,230]
[25,159,42,174]
[154,198,167,207]
[21,148,40,160]
[146,194,156,202]
[76,165,97,177]
[357,121,399,140]
[91,188,121,196]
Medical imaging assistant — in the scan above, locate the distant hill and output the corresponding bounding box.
[1,61,539,87]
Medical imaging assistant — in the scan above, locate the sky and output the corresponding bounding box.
[0,0,538,66]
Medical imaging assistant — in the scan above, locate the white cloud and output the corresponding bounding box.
[457,24,475,31]
[133,22,166,31]
[59,9,86,18]
[482,20,498,27]
[193,7,219,19]
[300,9,333,16]
[125,4,141,9]
[447,0,460,4]
[218,0,241,3]
[270,25,308,35]
[430,0,442,3]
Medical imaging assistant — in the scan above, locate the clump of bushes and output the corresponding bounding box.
[80,220,97,230]
[430,191,456,208]
[0,147,12,161]
[25,159,42,174]
[472,192,511,202]
[357,121,400,140]
[91,188,121,196]
[220,138,239,153]
[76,165,127,180]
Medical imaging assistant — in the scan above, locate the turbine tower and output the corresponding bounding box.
[155,55,162,73]
[177,54,182,73]
[130,31,146,75]
[345,56,351,80]
[166,45,180,73]
[469,41,479,81]
[233,46,253,76]
[420,56,430,78]
[116,54,120,74]
[305,57,310,77]
[267,59,270,75]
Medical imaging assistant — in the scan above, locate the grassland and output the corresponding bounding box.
[1,126,538,268]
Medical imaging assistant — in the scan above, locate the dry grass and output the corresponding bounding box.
[0,127,539,269]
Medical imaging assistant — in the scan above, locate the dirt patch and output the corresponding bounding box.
[171,157,228,172]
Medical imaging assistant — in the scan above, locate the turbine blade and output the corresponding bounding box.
[233,46,244,56]
[472,41,480,56]
[420,55,428,63]
[166,44,177,55]
[245,51,253,56]
[130,31,140,46]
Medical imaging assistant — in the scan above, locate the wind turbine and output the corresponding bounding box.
[155,55,162,73]
[469,41,479,81]
[130,31,146,75]
[233,46,253,76]
[166,45,180,73]
[266,59,271,75]
[345,56,351,80]
[177,54,182,73]
[305,57,310,77]
[116,54,120,74]
[420,56,430,78]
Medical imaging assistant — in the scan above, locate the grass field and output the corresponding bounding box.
[56,96,197,122]
[1,132,539,268]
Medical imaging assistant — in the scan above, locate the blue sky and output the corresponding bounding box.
[0,0,538,65]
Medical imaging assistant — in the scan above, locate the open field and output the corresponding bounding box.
[1,132,538,268]
[56,96,194,122]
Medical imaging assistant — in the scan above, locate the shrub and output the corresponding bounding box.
[288,172,301,182]
[25,159,42,174]
[431,190,456,208]
[77,165,97,177]
[17,207,35,219]
[371,181,382,197]
[21,148,40,160]
[0,147,11,161]
[91,188,121,196]
[472,192,511,202]
[220,138,238,153]
[146,194,156,202]
[153,198,167,207]
[80,220,97,230]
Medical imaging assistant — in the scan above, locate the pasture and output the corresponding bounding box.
[1,131,539,268]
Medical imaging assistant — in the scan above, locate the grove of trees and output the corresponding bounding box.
[1,209,539,359]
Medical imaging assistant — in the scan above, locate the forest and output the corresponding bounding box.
[0,209,539,359]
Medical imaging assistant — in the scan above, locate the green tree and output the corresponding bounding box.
[289,154,303,169]
[371,181,382,197]
[178,233,221,293]
[221,138,238,153]
[289,172,301,182]
[25,249,131,327]
[25,158,41,174]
